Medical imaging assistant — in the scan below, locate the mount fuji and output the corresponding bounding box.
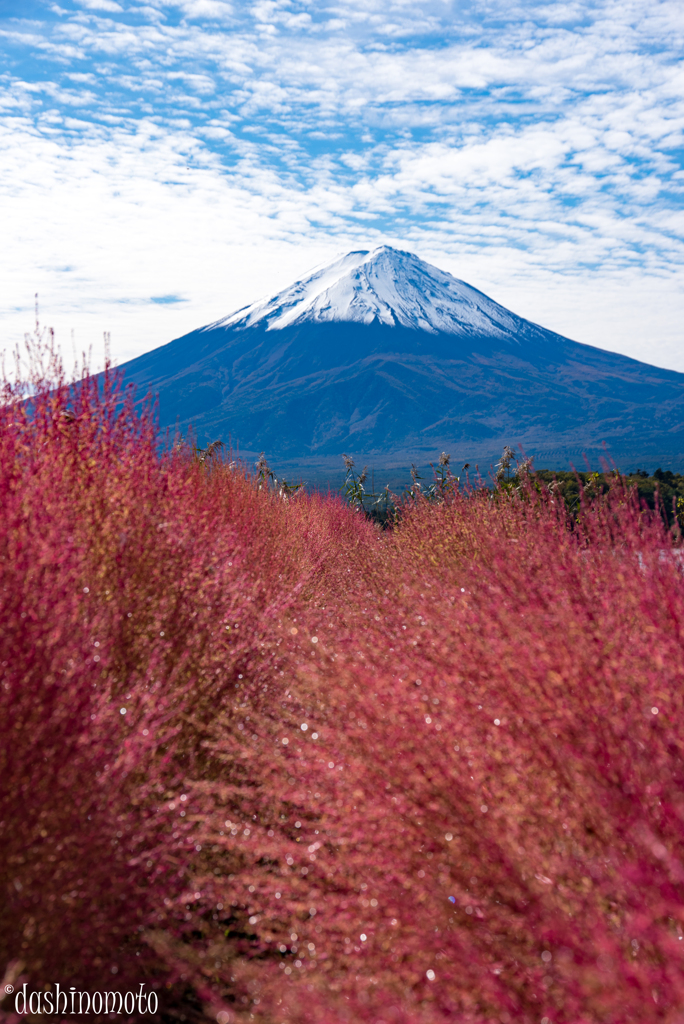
[119,246,684,476]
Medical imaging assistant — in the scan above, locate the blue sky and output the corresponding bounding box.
[1,0,684,369]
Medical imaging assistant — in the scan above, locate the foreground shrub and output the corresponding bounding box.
[2,358,684,1023]
[0,362,373,1015]
[262,489,684,1023]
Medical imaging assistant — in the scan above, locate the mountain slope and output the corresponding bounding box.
[119,246,684,475]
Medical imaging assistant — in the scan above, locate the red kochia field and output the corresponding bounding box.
[2,362,684,1024]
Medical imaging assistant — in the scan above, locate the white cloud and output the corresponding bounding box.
[0,0,683,371]
[177,0,233,20]
[75,0,125,12]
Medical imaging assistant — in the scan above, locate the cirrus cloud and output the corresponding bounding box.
[0,0,683,370]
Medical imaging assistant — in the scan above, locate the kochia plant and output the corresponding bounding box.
[1,353,684,1024]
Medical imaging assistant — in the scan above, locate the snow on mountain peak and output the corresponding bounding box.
[209,246,520,337]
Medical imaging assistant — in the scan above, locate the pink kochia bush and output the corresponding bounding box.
[2,361,684,1024]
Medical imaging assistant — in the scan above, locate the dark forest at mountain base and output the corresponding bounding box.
[230,447,684,531]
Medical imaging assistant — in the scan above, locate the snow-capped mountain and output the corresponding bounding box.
[119,246,684,476]
[211,246,520,339]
